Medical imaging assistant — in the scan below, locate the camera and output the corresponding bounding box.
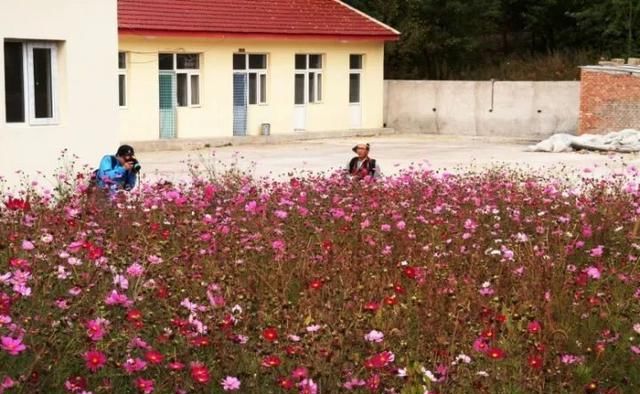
[126,158,142,174]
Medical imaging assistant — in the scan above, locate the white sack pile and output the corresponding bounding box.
[526,129,640,153]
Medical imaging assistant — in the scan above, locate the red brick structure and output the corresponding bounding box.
[579,66,640,134]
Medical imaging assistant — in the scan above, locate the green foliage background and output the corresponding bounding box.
[345,0,640,80]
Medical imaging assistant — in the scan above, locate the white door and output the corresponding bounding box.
[294,73,306,130]
[349,72,362,128]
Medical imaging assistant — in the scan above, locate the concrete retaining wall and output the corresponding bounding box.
[384,80,580,138]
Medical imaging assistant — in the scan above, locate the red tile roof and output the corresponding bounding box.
[118,0,399,41]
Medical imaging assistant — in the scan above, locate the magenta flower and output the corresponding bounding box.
[86,318,109,341]
[1,336,26,356]
[104,290,132,307]
[585,266,601,279]
[272,240,286,253]
[123,358,147,374]
[221,376,241,391]
[590,245,604,257]
[84,349,107,372]
[135,377,154,393]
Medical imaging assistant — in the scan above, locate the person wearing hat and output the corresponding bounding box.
[347,143,381,180]
[95,144,140,191]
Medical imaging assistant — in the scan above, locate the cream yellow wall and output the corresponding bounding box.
[0,0,118,186]
[118,36,385,140]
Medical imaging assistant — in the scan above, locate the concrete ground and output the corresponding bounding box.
[135,134,640,182]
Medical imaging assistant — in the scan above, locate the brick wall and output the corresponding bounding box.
[579,69,640,134]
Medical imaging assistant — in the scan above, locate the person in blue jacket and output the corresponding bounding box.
[95,145,140,191]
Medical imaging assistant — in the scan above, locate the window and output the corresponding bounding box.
[349,54,363,104]
[158,53,200,107]
[118,52,127,107]
[294,54,323,104]
[233,53,267,105]
[4,40,58,125]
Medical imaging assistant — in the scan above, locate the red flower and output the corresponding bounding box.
[364,301,381,313]
[261,355,282,368]
[393,283,405,294]
[403,266,417,279]
[5,198,30,211]
[262,327,279,342]
[528,354,543,369]
[527,321,542,334]
[168,361,185,371]
[486,347,506,360]
[364,351,395,369]
[308,279,324,290]
[321,240,333,252]
[84,349,107,372]
[285,345,303,356]
[277,377,295,390]
[384,295,398,306]
[495,314,507,324]
[145,350,164,364]
[0,292,11,315]
[127,309,142,322]
[64,376,87,393]
[87,244,104,260]
[190,362,210,384]
[190,336,210,347]
[480,329,495,339]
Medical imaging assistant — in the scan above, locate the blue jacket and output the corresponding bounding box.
[96,155,137,191]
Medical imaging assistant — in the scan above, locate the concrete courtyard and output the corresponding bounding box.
[136,134,640,182]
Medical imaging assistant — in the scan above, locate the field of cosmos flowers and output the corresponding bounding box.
[2,161,640,394]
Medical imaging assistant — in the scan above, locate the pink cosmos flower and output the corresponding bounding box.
[396,220,406,230]
[1,336,26,356]
[560,354,584,365]
[21,240,34,251]
[135,377,154,394]
[84,349,107,372]
[291,366,309,380]
[306,324,322,333]
[104,290,132,307]
[274,210,288,219]
[299,378,318,394]
[221,376,241,391]
[585,266,601,279]
[86,318,109,341]
[124,358,148,374]
[147,255,163,265]
[380,224,391,232]
[364,330,384,343]
[473,338,489,353]
[126,263,144,277]
[590,245,604,257]
[632,346,640,355]
[1,376,15,391]
[343,377,366,390]
[272,240,286,253]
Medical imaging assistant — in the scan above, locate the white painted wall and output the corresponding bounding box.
[384,80,580,137]
[0,0,118,187]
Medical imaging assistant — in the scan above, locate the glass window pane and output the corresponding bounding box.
[233,54,246,70]
[118,52,126,69]
[295,54,306,70]
[159,54,173,70]
[119,74,126,107]
[33,47,53,119]
[248,73,257,105]
[317,73,322,102]
[308,72,315,103]
[4,41,25,123]
[177,73,188,106]
[349,73,360,103]
[309,54,322,69]
[350,54,362,70]
[294,74,305,104]
[249,54,266,69]
[177,53,199,69]
[259,73,266,103]
[190,74,199,105]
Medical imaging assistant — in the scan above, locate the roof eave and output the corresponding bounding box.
[118,28,399,41]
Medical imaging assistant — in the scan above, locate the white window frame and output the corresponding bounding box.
[349,54,363,104]
[160,53,200,108]
[234,53,268,105]
[26,42,58,125]
[118,52,127,109]
[296,54,323,104]
[4,41,59,126]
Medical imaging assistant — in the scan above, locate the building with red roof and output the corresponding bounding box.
[117,0,399,141]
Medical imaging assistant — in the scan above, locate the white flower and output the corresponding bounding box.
[231,304,243,314]
[476,371,489,377]
[364,330,384,343]
[396,368,407,378]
